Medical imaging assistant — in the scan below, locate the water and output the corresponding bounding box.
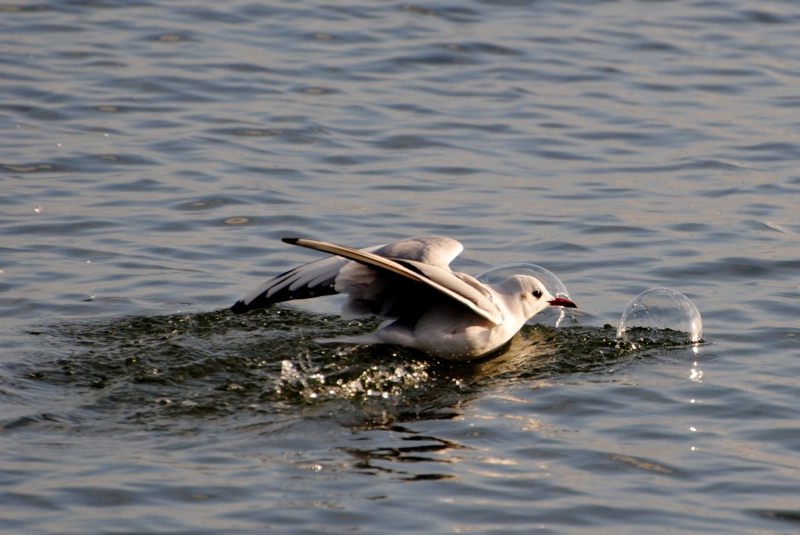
[2,0,800,532]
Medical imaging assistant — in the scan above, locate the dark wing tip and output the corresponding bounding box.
[231,300,251,314]
[282,237,301,245]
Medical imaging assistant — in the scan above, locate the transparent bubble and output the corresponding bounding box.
[477,263,573,327]
[617,288,702,342]
[476,263,570,298]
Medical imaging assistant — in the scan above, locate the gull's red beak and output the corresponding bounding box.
[548,296,577,309]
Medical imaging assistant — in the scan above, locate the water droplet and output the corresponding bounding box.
[617,288,702,342]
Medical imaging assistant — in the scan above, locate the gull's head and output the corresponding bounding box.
[477,262,575,311]
[514,275,577,319]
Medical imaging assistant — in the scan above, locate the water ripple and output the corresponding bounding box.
[3,0,800,532]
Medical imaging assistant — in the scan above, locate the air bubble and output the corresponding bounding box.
[476,263,570,299]
[617,288,702,342]
[477,263,573,326]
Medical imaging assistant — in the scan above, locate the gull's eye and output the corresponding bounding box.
[532,290,542,299]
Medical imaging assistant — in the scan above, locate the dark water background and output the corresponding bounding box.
[2,0,800,533]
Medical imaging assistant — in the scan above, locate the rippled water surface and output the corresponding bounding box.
[2,0,800,533]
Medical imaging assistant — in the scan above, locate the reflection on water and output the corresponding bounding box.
[343,427,464,481]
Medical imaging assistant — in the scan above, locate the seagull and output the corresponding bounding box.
[232,236,576,361]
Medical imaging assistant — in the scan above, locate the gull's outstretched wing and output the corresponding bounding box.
[232,237,458,314]
[372,236,463,270]
[231,254,351,314]
[285,238,502,324]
